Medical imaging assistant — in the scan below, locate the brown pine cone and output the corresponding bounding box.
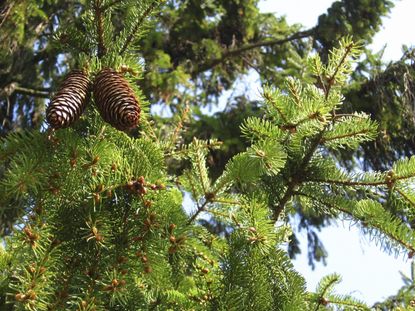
[93,68,141,130]
[46,70,91,129]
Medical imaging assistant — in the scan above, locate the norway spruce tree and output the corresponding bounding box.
[1,1,415,310]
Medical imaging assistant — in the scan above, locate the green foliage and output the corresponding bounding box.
[308,274,369,310]
[2,0,410,266]
[1,0,415,309]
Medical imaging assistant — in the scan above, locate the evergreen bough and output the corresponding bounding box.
[0,1,414,310]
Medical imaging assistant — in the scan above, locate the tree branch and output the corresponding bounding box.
[0,3,14,29]
[119,0,160,55]
[14,86,50,98]
[295,190,415,253]
[187,200,209,225]
[192,28,315,75]
[272,129,325,221]
[308,172,415,188]
[321,129,370,143]
[306,178,385,187]
[1,83,51,98]
[102,0,123,11]
[94,0,107,58]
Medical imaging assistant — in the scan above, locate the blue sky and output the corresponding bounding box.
[257,0,415,305]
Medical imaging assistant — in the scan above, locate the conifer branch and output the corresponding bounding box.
[321,129,370,143]
[187,200,209,225]
[324,298,368,309]
[332,113,368,120]
[294,191,350,216]
[212,198,240,205]
[273,130,325,220]
[192,28,315,75]
[313,275,339,311]
[368,223,415,254]
[263,91,289,124]
[94,0,107,58]
[0,3,14,29]
[102,0,122,11]
[296,191,415,253]
[307,178,385,187]
[167,101,190,152]
[187,195,236,224]
[324,42,354,99]
[119,0,160,55]
[291,113,322,128]
[308,173,415,187]
[396,188,415,208]
[1,83,51,98]
[141,118,160,143]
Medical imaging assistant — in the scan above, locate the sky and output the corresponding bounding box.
[257,0,415,305]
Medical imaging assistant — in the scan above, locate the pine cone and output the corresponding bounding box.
[93,68,141,130]
[46,70,91,129]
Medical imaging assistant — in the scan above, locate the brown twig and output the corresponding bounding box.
[273,130,326,221]
[187,200,209,225]
[1,83,51,98]
[192,28,315,75]
[0,3,14,29]
[324,42,354,99]
[321,128,370,143]
[94,0,106,58]
[119,0,160,55]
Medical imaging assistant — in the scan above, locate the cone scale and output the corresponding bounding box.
[46,70,91,129]
[93,69,141,130]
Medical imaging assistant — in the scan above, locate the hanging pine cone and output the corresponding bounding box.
[46,70,91,129]
[93,68,141,130]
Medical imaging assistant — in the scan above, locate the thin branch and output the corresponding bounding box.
[263,90,289,124]
[313,277,339,311]
[272,129,326,220]
[296,190,415,253]
[241,55,262,76]
[308,172,415,188]
[1,83,51,98]
[166,141,223,157]
[321,129,370,143]
[119,0,160,55]
[195,153,208,194]
[396,173,415,181]
[271,47,366,220]
[324,42,354,99]
[94,0,107,58]
[212,198,240,205]
[0,3,14,29]
[187,200,209,225]
[168,100,190,151]
[192,28,315,75]
[102,0,123,11]
[324,299,368,309]
[14,86,50,98]
[396,188,415,208]
[307,178,385,187]
[332,113,368,120]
